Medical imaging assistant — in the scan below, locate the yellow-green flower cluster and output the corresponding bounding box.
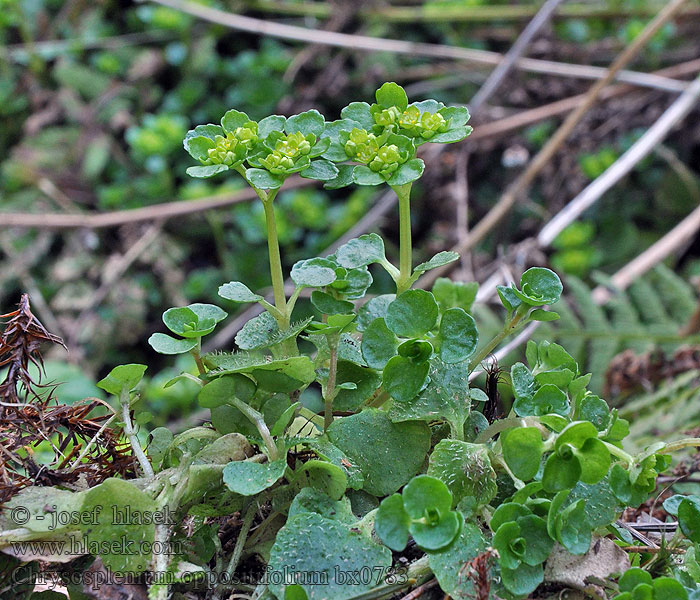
[372,105,402,127]
[344,128,380,164]
[398,106,448,139]
[369,143,403,179]
[204,124,258,167]
[259,131,313,175]
[344,128,407,179]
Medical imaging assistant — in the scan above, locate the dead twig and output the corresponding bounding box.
[538,74,700,247]
[592,201,700,304]
[0,177,313,229]
[399,578,439,600]
[69,222,164,349]
[470,0,565,111]
[149,0,688,93]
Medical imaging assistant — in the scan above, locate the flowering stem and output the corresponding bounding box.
[393,183,413,295]
[323,336,339,430]
[261,192,288,329]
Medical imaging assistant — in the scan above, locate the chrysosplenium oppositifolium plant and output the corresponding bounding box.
[5,83,700,600]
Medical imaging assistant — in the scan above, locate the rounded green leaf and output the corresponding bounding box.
[340,102,374,129]
[198,374,256,409]
[186,164,229,178]
[429,126,472,144]
[375,82,408,111]
[245,167,285,189]
[294,460,348,500]
[517,514,553,566]
[310,291,354,315]
[529,309,560,322]
[185,135,215,161]
[555,499,591,555]
[427,523,488,599]
[679,497,700,542]
[267,512,391,600]
[385,290,439,338]
[556,421,598,450]
[336,233,387,269]
[383,355,430,402]
[291,257,337,288]
[352,165,385,186]
[148,333,198,355]
[579,394,611,431]
[221,109,253,134]
[437,307,478,363]
[514,383,569,417]
[361,318,399,369]
[222,459,287,496]
[490,502,532,533]
[375,493,410,551]
[235,311,279,350]
[497,285,522,312]
[300,159,339,181]
[97,364,147,396]
[619,568,652,593]
[163,303,227,337]
[327,409,431,496]
[285,109,325,137]
[542,452,581,492]
[513,267,563,306]
[410,509,461,551]
[427,439,497,507]
[493,521,524,569]
[334,361,382,412]
[218,281,263,303]
[397,338,433,363]
[414,251,459,275]
[386,158,424,186]
[500,562,543,596]
[324,165,355,190]
[653,577,688,600]
[574,437,610,485]
[403,475,452,518]
[511,362,535,401]
[258,114,286,138]
[502,427,544,481]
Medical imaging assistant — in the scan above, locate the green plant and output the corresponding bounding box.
[3,82,700,600]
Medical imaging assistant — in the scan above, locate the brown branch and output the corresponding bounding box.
[538,74,700,247]
[149,0,688,93]
[0,177,313,229]
[470,0,565,111]
[399,578,439,600]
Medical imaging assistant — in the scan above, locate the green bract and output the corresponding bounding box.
[148,303,227,355]
[375,475,462,552]
[513,267,563,306]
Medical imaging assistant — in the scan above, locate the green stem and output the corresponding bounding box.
[230,397,279,461]
[602,442,635,466]
[468,307,527,371]
[120,389,154,478]
[324,338,339,430]
[190,338,207,376]
[213,502,258,600]
[261,193,288,328]
[659,437,700,454]
[393,183,413,295]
